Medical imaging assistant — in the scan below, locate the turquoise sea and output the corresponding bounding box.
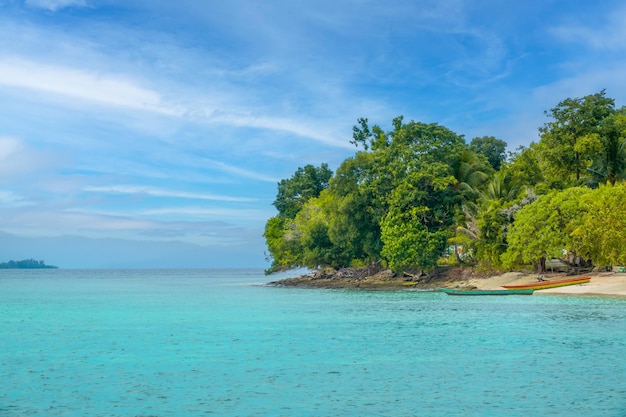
[1,269,625,417]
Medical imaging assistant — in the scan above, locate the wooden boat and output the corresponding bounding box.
[502,276,590,290]
[440,288,534,296]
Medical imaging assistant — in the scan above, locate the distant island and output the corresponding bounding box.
[0,259,58,269]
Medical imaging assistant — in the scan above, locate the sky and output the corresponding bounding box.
[0,0,625,268]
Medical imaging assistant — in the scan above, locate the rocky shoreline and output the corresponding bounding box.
[267,266,626,296]
[267,266,475,291]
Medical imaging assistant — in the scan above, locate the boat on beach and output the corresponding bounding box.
[440,288,534,296]
[502,276,590,290]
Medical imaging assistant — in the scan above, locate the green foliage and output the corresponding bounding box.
[263,216,302,272]
[380,207,448,273]
[472,171,533,268]
[470,136,507,170]
[264,163,334,273]
[263,91,626,275]
[380,170,453,272]
[325,152,384,263]
[265,116,468,274]
[502,187,591,271]
[537,90,616,185]
[273,163,333,219]
[504,145,545,191]
[586,110,626,185]
[572,182,626,267]
[293,196,341,269]
[450,148,492,196]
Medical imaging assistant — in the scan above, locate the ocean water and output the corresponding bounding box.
[1,269,625,417]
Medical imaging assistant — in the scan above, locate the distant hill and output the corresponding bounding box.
[0,259,58,269]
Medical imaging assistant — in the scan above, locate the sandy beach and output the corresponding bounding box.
[464,271,626,297]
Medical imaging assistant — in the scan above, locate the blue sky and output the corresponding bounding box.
[0,0,625,268]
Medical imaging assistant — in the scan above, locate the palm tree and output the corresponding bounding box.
[483,171,522,202]
[448,149,491,263]
[451,149,491,196]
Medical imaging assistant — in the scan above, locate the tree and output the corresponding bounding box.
[264,163,333,272]
[470,136,507,171]
[537,90,615,185]
[504,144,545,191]
[450,148,492,196]
[501,187,591,272]
[264,216,302,272]
[380,163,457,272]
[586,109,626,185]
[346,117,468,272]
[448,148,492,263]
[292,194,344,269]
[473,171,527,268]
[328,151,387,262]
[380,206,448,273]
[572,182,626,267]
[274,116,469,274]
[273,163,333,219]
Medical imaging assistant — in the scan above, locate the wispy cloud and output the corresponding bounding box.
[0,205,263,248]
[25,0,87,11]
[3,0,626,267]
[0,58,180,115]
[1,208,154,232]
[83,185,257,203]
[201,159,280,183]
[141,206,274,221]
[550,6,626,51]
[0,55,353,148]
[207,112,353,149]
[0,190,29,207]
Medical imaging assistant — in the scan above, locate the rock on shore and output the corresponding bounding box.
[267,266,472,290]
[267,267,626,296]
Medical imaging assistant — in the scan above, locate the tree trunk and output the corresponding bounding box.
[454,244,463,264]
[533,257,546,273]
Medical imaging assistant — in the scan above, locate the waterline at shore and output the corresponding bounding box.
[464,272,626,297]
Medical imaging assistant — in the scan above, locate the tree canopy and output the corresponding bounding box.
[536,90,626,186]
[265,90,626,274]
[470,136,507,171]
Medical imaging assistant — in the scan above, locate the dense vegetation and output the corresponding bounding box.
[265,90,626,275]
[0,259,58,269]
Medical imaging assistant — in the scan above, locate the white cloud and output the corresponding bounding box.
[25,0,87,12]
[201,158,280,183]
[0,56,353,148]
[83,185,257,202]
[550,6,626,51]
[208,112,353,149]
[142,206,274,221]
[0,58,181,115]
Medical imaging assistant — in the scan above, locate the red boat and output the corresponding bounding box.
[503,276,590,290]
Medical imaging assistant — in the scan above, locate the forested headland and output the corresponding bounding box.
[264,90,626,280]
[0,259,58,269]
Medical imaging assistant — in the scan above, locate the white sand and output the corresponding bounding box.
[464,272,626,297]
